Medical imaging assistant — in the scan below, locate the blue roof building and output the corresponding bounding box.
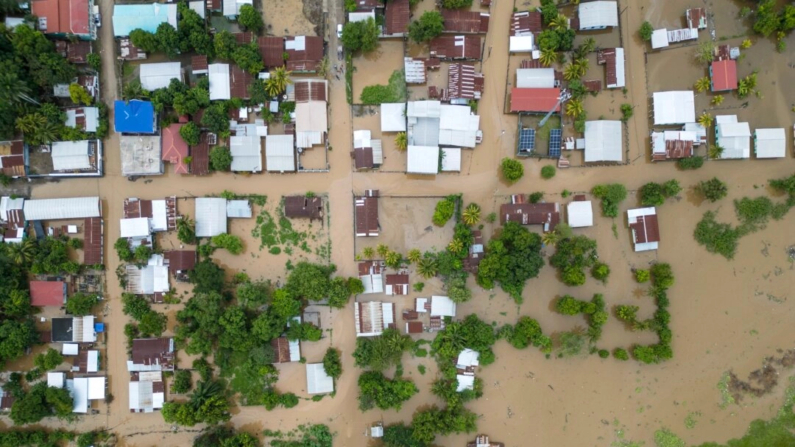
[114,100,156,134]
[112,3,178,37]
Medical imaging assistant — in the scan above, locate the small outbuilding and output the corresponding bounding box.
[566,200,593,228]
[430,295,456,318]
[354,301,395,337]
[381,103,407,132]
[628,207,660,252]
[584,120,623,163]
[578,1,618,30]
[355,190,379,237]
[710,59,737,92]
[139,62,182,91]
[754,128,786,159]
[195,198,227,237]
[30,281,67,307]
[652,91,695,125]
[407,145,440,175]
[306,363,334,394]
[715,115,751,159]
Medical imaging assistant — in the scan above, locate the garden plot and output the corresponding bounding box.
[352,40,406,105]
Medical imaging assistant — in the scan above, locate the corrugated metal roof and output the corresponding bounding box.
[265,134,295,172]
[404,57,426,84]
[516,68,555,88]
[381,103,406,132]
[230,135,262,172]
[258,36,285,68]
[584,120,622,162]
[306,363,333,394]
[510,88,560,113]
[139,62,182,91]
[195,197,227,237]
[384,0,409,35]
[578,1,618,29]
[112,3,178,37]
[407,145,439,175]
[653,91,695,125]
[209,64,231,100]
[754,128,786,158]
[51,141,92,171]
[24,197,100,221]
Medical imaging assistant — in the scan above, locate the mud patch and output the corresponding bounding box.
[727,349,795,402]
[302,0,323,37]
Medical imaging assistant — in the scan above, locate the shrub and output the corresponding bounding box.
[179,122,200,146]
[634,269,650,283]
[341,17,379,52]
[209,146,232,171]
[592,183,627,217]
[677,156,704,170]
[408,11,444,43]
[279,392,299,408]
[114,237,133,262]
[616,305,639,322]
[432,197,456,226]
[500,158,524,184]
[598,349,610,358]
[413,282,424,292]
[620,103,633,122]
[556,295,583,315]
[323,348,342,379]
[639,21,653,41]
[540,165,556,179]
[694,211,740,259]
[698,177,728,202]
[211,233,244,254]
[485,212,497,223]
[528,192,544,203]
[591,262,610,283]
[650,263,674,289]
[172,370,192,394]
[238,4,263,32]
[613,348,629,360]
[360,70,406,104]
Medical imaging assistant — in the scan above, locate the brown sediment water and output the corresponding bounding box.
[4,0,795,445]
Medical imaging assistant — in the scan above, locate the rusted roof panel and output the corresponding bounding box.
[83,217,103,265]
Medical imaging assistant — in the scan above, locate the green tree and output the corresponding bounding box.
[558,331,586,357]
[34,348,63,371]
[620,103,633,122]
[65,293,99,316]
[214,31,238,60]
[556,295,584,315]
[238,4,264,33]
[508,316,551,352]
[407,249,422,264]
[753,0,780,37]
[10,382,73,425]
[461,203,481,226]
[211,234,244,254]
[540,165,556,179]
[432,197,456,226]
[265,66,292,97]
[395,132,408,151]
[408,11,445,43]
[69,83,93,105]
[341,18,379,52]
[639,21,653,41]
[328,276,353,308]
[285,262,334,301]
[476,222,544,303]
[129,29,159,53]
[540,0,558,24]
[383,423,424,447]
[417,256,438,279]
[591,183,627,217]
[322,348,342,380]
[172,370,193,394]
[287,322,322,341]
[233,42,264,75]
[591,262,610,283]
[138,310,167,336]
[179,122,201,146]
[155,23,180,57]
[698,177,728,202]
[209,146,233,171]
[358,371,418,411]
[177,216,197,244]
[352,328,412,370]
[640,182,666,206]
[500,158,524,184]
[635,269,650,283]
[549,235,598,287]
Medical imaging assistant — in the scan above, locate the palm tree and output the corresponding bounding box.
[549,13,568,31]
[697,112,713,128]
[461,203,481,226]
[0,72,37,105]
[563,63,580,81]
[565,99,584,118]
[539,48,557,67]
[407,249,421,264]
[190,380,222,409]
[712,95,724,106]
[376,244,390,258]
[708,144,724,159]
[6,239,36,265]
[417,257,438,279]
[447,238,464,254]
[15,113,45,135]
[385,251,402,268]
[694,76,711,93]
[542,231,560,247]
[574,58,589,76]
[269,67,293,96]
[395,132,408,152]
[362,246,374,259]
[581,38,596,54]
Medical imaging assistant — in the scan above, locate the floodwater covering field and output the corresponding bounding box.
[3,0,795,445]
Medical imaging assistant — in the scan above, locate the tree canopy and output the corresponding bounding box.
[408,11,445,43]
[476,222,544,302]
[341,18,380,52]
[358,371,418,411]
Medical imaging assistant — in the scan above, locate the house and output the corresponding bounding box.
[265,134,296,172]
[119,38,147,61]
[354,301,396,336]
[430,295,456,317]
[578,1,618,30]
[23,197,101,221]
[652,91,695,125]
[0,196,25,243]
[50,140,101,174]
[112,3,178,37]
[161,124,189,174]
[385,273,409,296]
[355,190,379,237]
[406,321,423,334]
[404,58,426,84]
[0,386,14,411]
[71,350,99,373]
[285,36,324,73]
[123,197,177,232]
[226,200,252,218]
[222,0,251,18]
[295,101,328,149]
[754,128,786,159]
[139,62,182,91]
[191,55,208,76]
[429,35,481,60]
[384,0,410,36]
[230,135,262,172]
[584,120,623,163]
[596,48,625,89]
[358,261,384,294]
[55,41,92,64]
[441,148,462,172]
[511,11,542,36]
[271,337,301,363]
[125,255,170,298]
[208,64,231,100]
[407,100,441,147]
[447,63,484,101]
[83,217,103,265]
[284,195,323,220]
[129,371,164,413]
[306,363,334,394]
[114,100,156,134]
[500,196,560,232]
[189,132,211,175]
[30,281,67,307]
[567,199,593,228]
[456,348,479,391]
[510,88,561,113]
[31,0,93,39]
[188,0,205,18]
[715,115,751,159]
[352,130,382,170]
[47,372,66,389]
[686,7,707,30]
[229,65,254,99]
[127,338,174,372]
[163,250,196,281]
[53,74,98,101]
[651,27,698,49]
[628,208,660,252]
[0,141,26,178]
[463,230,484,273]
[407,146,440,175]
[710,59,737,92]
[67,376,105,413]
[295,79,328,102]
[120,135,162,176]
[516,68,555,89]
[467,435,505,447]
[651,130,696,161]
[195,198,227,237]
[65,107,99,133]
[441,10,489,34]
[51,316,96,342]
[439,104,480,147]
[258,36,285,68]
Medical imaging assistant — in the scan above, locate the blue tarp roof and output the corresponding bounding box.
[94,323,105,333]
[114,100,155,134]
[112,3,178,37]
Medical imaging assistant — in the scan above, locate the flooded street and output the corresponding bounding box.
[4,0,795,445]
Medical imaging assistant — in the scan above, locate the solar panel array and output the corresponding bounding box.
[518,128,535,152]
[548,129,562,157]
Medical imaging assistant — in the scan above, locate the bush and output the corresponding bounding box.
[432,197,456,226]
[620,104,633,122]
[500,158,524,183]
[698,177,728,202]
[634,269,650,283]
[598,349,610,358]
[556,295,583,315]
[442,0,472,8]
[359,70,406,104]
[592,183,627,217]
[341,17,379,52]
[114,237,133,262]
[65,293,100,316]
[211,233,244,254]
[408,11,444,43]
[639,21,653,41]
[540,165,556,179]
[528,192,544,203]
[613,348,629,360]
[322,348,342,379]
[650,263,674,289]
[358,371,418,411]
[209,146,232,171]
[279,392,299,408]
[172,370,192,394]
[694,211,740,259]
[591,262,610,283]
[413,282,424,292]
[677,156,704,170]
[477,222,544,303]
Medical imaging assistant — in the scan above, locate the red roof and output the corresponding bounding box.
[161,124,189,174]
[230,65,254,99]
[192,55,208,72]
[258,36,285,68]
[83,217,103,265]
[442,10,489,34]
[711,59,737,91]
[429,35,481,60]
[385,0,409,35]
[294,80,327,102]
[631,214,660,244]
[190,132,210,175]
[511,11,543,36]
[285,36,324,72]
[31,0,90,36]
[30,281,66,307]
[510,88,561,113]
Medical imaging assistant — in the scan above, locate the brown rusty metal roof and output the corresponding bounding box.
[385,0,409,35]
[597,48,620,87]
[285,36,324,72]
[190,132,210,175]
[294,79,327,102]
[448,63,484,100]
[131,338,174,370]
[583,79,602,92]
[164,251,196,274]
[500,202,560,230]
[192,55,208,72]
[406,321,423,334]
[284,196,324,220]
[83,217,103,265]
[271,337,292,363]
[511,11,542,36]
[429,35,481,60]
[355,194,379,236]
[230,65,254,99]
[631,214,660,244]
[442,10,489,34]
[353,147,374,170]
[258,36,285,68]
[402,309,418,320]
[124,198,152,218]
[385,274,408,285]
[56,41,91,64]
[234,32,254,44]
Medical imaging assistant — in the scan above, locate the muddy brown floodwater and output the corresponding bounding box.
[2,0,795,445]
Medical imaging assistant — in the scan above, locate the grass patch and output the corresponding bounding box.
[718,372,735,408]
[684,411,700,429]
[654,429,685,447]
[251,201,309,255]
[345,53,353,104]
[359,70,407,104]
[417,365,426,375]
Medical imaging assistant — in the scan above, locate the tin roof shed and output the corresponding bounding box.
[195,198,227,237]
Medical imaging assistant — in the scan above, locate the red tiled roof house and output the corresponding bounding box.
[31,0,93,40]
[30,281,67,307]
[710,59,737,92]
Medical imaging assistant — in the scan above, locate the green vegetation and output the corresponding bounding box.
[263,424,333,447]
[432,196,457,226]
[209,146,233,171]
[409,11,445,43]
[554,294,608,342]
[10,381,74,425]
[694,211,740,259]
[477,222,544,303]
[639,180,682,206]
[592,262,611,283]
[620,104,634,122]
[353,328,413,371]
[193,426,260,447]
[323,348,342,380]
[541,165,556,179]
[358,371,418,411]
[753,0,795,38]
[613,348,629,361]
[341,18,379,52]
[172,370,193,394]
[639,21,654,41]
[179,122,201,146]
[238,4,263,33]
[360,70,407,104]
[33,348,63,371]
[210,233,244,254]
[634,269,650,283]
[549,235,599,286]
[500,158,524,184]
[462,203,481,226]
[698,177,728,202]
[629,263,675,364]
[122,293,167,337]
[592,183,628,217]
[677,156,704,170]
[65,293,100,316]
[441,0,472,8]
[161,380,230,426]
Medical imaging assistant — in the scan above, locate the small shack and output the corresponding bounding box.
[628,208,660,252]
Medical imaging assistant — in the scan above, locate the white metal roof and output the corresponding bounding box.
[755,128,786,158]
[578,1,618,29]
[87,350,99,372]
[360,270,384,294]
[349,10,375,22]
[651,29,669,49]
[230,135,262,172]
[415,297,428,312]
[139,62,181,91]
[584,120,623,162]
[47,372,65,388]
[653,91,695,125]
[381,103,407,132]
[63,343,79,356]
[717,121,751,159]
[129,379,163,412]
[456,374,475,392]
[439,106,480,148]
[306,363,334,394]
[404,57,426,84]
[120,217,151,238]
[407,145,440,175]
[51,141,92,171]
[265,134,296,172]
[188,0,205,18]
[441,148,461,172]
[23,197,100,221]
[509,35,534,52]
[715,115,737,124]
[296,101,327,132]
[150,199,168,232]
[627,207,659,252]
[353,130,372,149]
[209,64,231,100]
[226,200,252,218]
[65,107,99,132]
[407,101,441,118]
[430,295,456,317]
[78,316,96,342]
[610,48,626,88]
[69,378,89,413]
[195,197,227,237]
[516,68,555,88]
[456,349,480,368]
[567,201,594,228]
[87,377,105,400]
[289,339,301,362]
